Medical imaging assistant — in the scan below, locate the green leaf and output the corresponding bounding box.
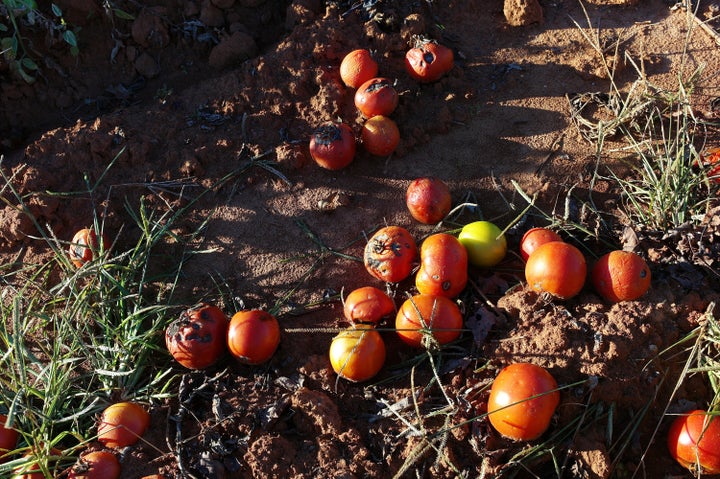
[15,62,36,83]
[51,3,62,17]
[112,8,135,20]
[20,56,38,70]
[62,30,77,48]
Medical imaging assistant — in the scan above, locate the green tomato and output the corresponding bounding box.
[458,221,507,267]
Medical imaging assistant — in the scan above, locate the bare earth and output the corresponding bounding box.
[1,0,720,478]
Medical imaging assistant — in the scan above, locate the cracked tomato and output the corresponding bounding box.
[309,122,356,170]
[329,324,386,382]
[227,310,280,365]
[395,294,463,348]
[165,303,229,370]
[415,233,468,298]
[363,226,417,283]
[354,77,398,118]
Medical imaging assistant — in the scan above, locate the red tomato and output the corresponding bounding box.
[14,447,63,479]
[487,363,560,441]
[329,324,386,382]
[667,410,720,474]
[700,147,720,184]
[361,115,400,157]
[227,310,280,365]
[404,42,454,83]
[354,77,399,118]
[69,228,110,268]
[524,241,586,299]
[339,49,378,89]
[0,414,18,463]
[363,225,417,283]
[415,233,468,298]
[343,286,395,324]
[405,177,452,225]
[165,303,228,369]
[591,250,651,302]
[519,227,562,262]
[309,122,356,170]
[97,402,150,448]
[395,294,463,348]
[68,450,121,479]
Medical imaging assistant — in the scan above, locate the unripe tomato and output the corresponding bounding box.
[487,363,560,441]
[309,122,356,170]
[97,402,150,448]
[329,324,386,382]
[363,225,417,283]
[339,49,378,89]
[591,250,651,302]
[361,115,400,157]
[354,77,399,118]
[395,294,463,348]
[405,177,452,225]
[343,286,395,324]
[458,221,507,268]
[227,310,280,365]
[165,303,228,370]
[519,227,562,262]
[404,42,454,83]
[525,241,586,299]
[0,414,18,463]
[415,233,468,298]
[68,450,121,479]
[69,228,110,268]
[667,409,720,474]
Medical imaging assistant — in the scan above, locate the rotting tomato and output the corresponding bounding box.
[69,228,109,268]
[458,220,507,268]
[165,303,229,370]
[361,115,400,157]
[591,250,651,303]
[667,409,720,474]
[404,41,454,83]
[339,49,378,89]
[524,241,586,299]
[309,122,356,170]
[227,310,280,365]
[486,362,560,441]
[354,77,399,118]
[363,225,417,283]
[405,177,452,225]
[415,233,468,298]
[343,286,395,324]
[329,324,386,382]
[68,450,120,479]
[0,414,18,463]
[519,227,563,262]
[97,402,150,449]
[395,294,463,348]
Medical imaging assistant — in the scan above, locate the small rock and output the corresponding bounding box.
[208,31,258,69]
[134,52,161,78]
[131,7,170,48]
[504,0,543,26]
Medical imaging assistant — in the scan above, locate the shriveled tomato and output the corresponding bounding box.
[415,233,468,298]
[591,250,651,302]
[361,115,400,157]
[364,225,417,283]
[487,362,560,441]
[69,228,110,268]
[165,303,228,370]
[667,409,720,474]
[309,122,356,170]
[0,414,18,463]
[519,227,562,262]
[343,286,395,324]
[68,450,120,479]
[405,42,454,83]
[329,324,386,382]
[525,241,586,299]
[395,294,463,348]
[458,221,507,268]
[354,77,399,118]
[97,401,150,448]
[340,49,378,89]
[227,310,280,365]
[406,177,452,225]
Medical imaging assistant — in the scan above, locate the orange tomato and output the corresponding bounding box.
[309,122,356,170]
[487,363,560,441]
[69,228,109,268]
[404,42,454,83]
[405,177,452,225]
[343,286,395,324]
[13,447,63,479]
[395,294,463,348]
[339,49,378,89]
[227,310,280,365]
[68,450,121,479]
[667,410,720,474]
[519,227,562,262]
[329,324,386,382]
[97,402,150,448]
[591,250,651,302]
[0,414,18,463]
[361,115,400,157]
[354,77,398,118]
[415,233,468,298]
[700,147,720,184]
[525,241,586,299]
[165,303,228,369]
[363,225,417,283]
